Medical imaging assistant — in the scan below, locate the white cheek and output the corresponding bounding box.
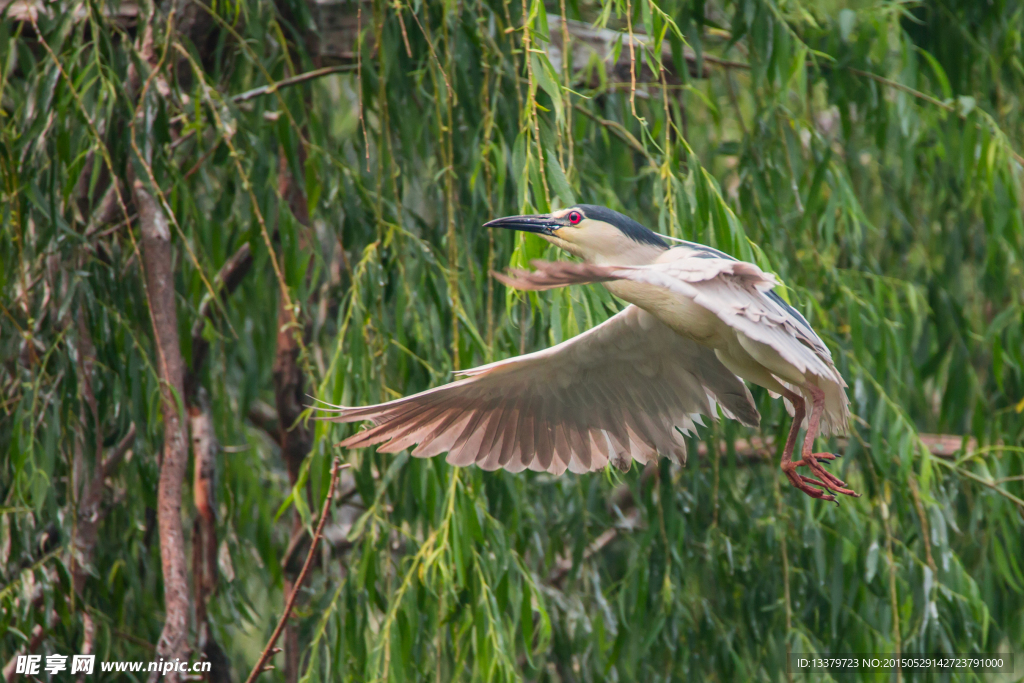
[580,224,635,258]
[542,233,583,256]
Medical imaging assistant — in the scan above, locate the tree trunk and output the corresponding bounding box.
[135,180,192,683]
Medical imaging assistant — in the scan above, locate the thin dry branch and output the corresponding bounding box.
[547,508,641,586]
[247,400,282,445]
[243,459,349,683]
[572,103,650,159]
[232,65,356,102]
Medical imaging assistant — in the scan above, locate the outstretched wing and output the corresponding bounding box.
[316,305,759,475]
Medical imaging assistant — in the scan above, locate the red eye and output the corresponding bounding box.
[568,211,582,225]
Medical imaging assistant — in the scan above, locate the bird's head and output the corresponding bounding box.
[484,204,668,264]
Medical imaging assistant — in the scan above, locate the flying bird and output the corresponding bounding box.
[316,205,858,502]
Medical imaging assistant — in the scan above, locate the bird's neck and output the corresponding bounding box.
[590,243,669,266]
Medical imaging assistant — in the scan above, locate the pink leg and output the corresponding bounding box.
[779,388,838,502]
[792,385,860,498]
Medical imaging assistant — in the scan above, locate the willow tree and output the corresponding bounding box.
[2,0,1023,681]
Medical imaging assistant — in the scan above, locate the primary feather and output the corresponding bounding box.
[317,305,759,474]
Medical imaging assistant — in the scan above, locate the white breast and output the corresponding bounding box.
[603,280,731,347]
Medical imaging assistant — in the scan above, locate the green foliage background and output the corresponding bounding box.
[2,0,1024,680]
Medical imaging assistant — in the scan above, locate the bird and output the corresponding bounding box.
[315,204,858,502]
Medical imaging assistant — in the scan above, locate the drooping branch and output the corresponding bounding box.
[273,152,313,485]
[2,618,53,683]
[134,179,192,683]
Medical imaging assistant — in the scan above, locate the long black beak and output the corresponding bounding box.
[484,214,562,236]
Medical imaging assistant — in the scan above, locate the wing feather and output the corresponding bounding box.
[480,400,518,471]
[511,411,535,473]
[411,412,473,458]
[446,404,495,466]
[475,401,511,471]
[495,406,521,468]
[588,429,610,470]
[374,403,453,453]
[317,305,761,473]
[552,424,572,475]
[567,416,592,473]
[533,395,554,472]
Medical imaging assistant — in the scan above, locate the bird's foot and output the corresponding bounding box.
[780,465,837,502]
[791,452,861,498]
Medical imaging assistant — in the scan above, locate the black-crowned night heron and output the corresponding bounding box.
[316,205,858,502]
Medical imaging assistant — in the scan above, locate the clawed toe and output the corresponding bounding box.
[781,465,837,502]
[781,455,861,500]
[792,452,859,496]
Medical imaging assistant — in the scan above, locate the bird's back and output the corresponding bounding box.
[666,241,827,351]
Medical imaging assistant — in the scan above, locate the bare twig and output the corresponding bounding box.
[572,103,649,159]
[232,65,355,103]
[547,508,641,586]
[243,459,349,683]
